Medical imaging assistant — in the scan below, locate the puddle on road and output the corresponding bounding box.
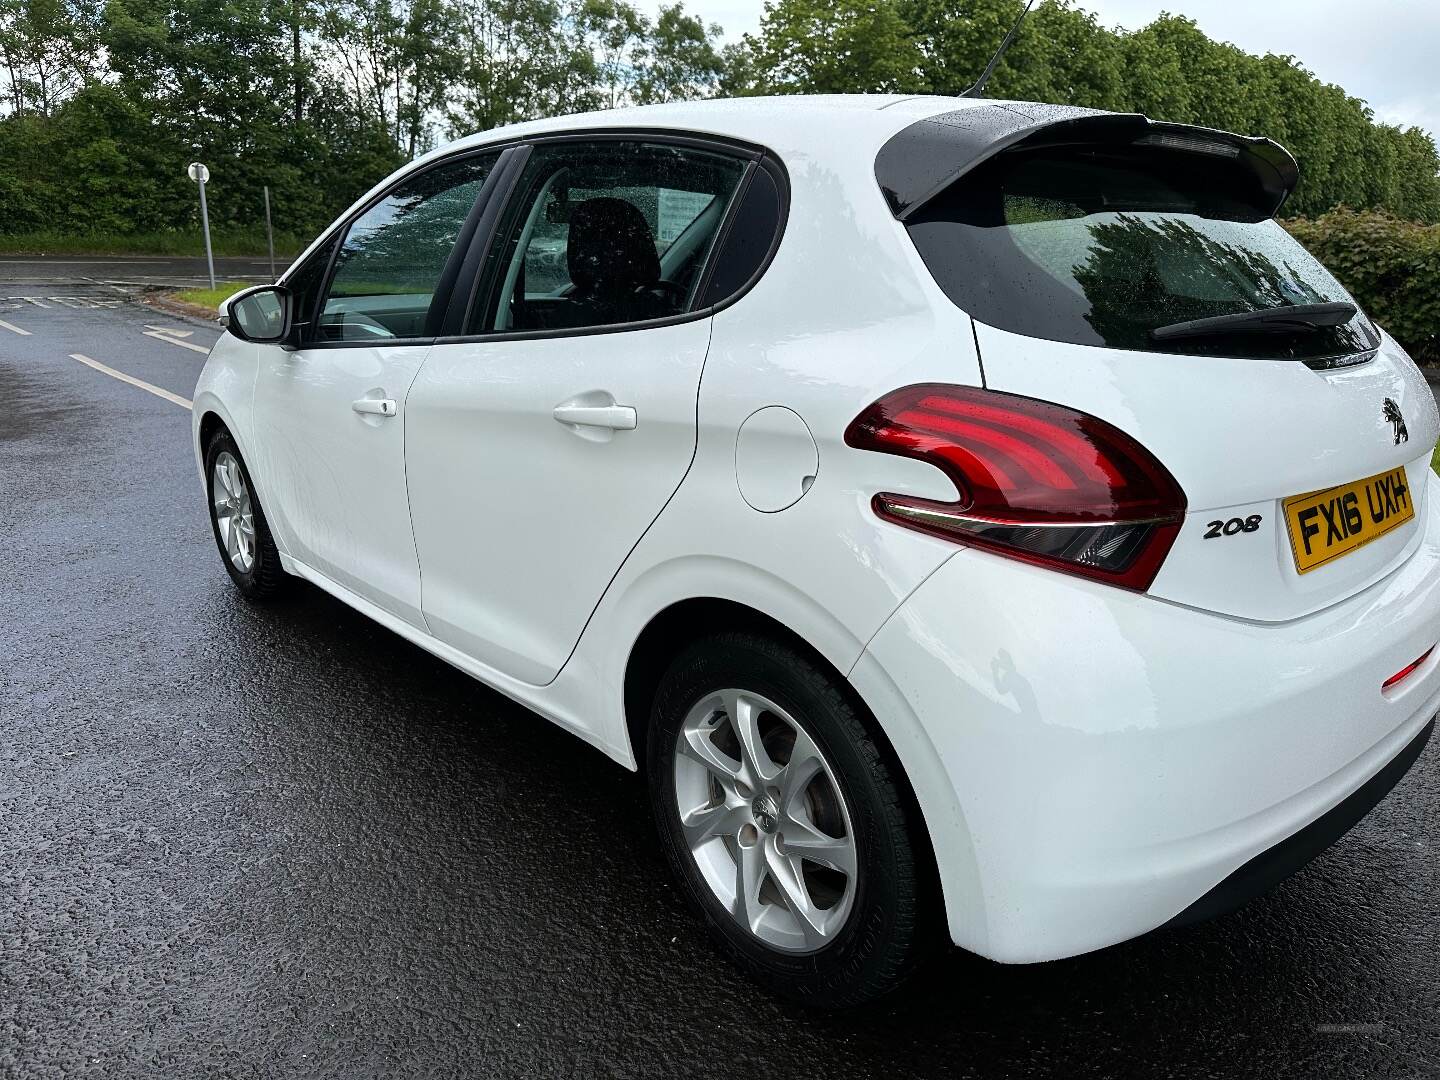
[0,358,96,443]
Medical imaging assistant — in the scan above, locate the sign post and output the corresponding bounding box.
[262,185,276,281]
[187,161,215,290]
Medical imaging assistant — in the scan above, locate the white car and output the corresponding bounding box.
[196,95,1440,1007]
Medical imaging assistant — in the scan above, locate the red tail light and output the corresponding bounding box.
[845,384,1187,590]
[1382,646,1434,692]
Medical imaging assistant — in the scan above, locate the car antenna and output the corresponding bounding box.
[962,0,1036,98]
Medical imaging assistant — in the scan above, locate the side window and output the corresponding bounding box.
[472,141,748,334]
[698,162,784,310]
[317,152,498,342]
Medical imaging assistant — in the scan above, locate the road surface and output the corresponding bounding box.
[0,254,284,290]
[2,278,1438,1078]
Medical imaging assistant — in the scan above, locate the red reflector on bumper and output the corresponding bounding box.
[1383,646,1435,691]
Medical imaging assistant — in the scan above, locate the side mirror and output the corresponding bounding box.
[222,284,292,344]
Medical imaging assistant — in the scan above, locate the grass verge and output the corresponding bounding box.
[175,282,251,309]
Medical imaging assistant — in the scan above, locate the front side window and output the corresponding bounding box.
[473,141,748,334]
[317,152,498,342]
[905,145,1378,361]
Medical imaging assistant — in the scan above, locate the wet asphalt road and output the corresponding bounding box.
[2,280,1440,1079]
[0,255,279,290]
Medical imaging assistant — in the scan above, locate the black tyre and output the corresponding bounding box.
[204,429,288,599]
[648,630,933,1007]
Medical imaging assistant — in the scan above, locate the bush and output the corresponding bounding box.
[1285,210,1440,363]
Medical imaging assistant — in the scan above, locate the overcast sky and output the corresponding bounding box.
[650,0,1440,138]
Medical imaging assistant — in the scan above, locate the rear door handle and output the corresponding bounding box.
[551,403,637,430]
[352,397,397,417]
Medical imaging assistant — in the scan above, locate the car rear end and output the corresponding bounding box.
[847,102,1440,961]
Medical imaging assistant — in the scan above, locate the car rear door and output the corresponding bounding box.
[250,149,503,626]
[404,136,753,684]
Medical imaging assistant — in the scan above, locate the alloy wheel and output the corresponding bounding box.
[673,688,858,953]
[211,450,257,574]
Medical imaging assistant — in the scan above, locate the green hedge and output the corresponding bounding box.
[1285,210,1440,364]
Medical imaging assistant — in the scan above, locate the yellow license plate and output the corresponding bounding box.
[1283,466,1414,574]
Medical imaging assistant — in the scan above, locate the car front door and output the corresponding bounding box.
[251,149,502,627]
[405,138,752,684]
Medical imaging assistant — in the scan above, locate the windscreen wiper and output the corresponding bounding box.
[1150,301,1357,342]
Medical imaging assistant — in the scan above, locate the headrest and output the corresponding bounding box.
[566,197,660,297]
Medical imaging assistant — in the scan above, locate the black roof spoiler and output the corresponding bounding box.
[875,102,1299,220]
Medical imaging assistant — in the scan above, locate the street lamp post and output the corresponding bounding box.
[263,185,276,281]
[188,161,216,290]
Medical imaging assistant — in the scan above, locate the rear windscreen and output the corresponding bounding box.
[904,146,1378,360]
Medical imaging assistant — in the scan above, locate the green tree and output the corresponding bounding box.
[0,0,102,115]
[636,4,725,104]
[6,0,1440,250]
[900,0,1020,96]
[734,0,923,95]
[727,0,1440,224]
[315,0,466,157]
[95,0,402,234]
[445,0,596,134]
[576,0,649,109]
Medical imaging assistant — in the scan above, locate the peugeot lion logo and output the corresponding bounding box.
[751,795,779,834]
[1383,398,1409,445]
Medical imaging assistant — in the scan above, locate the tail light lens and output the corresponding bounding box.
[845,384,1187,590]
[1382,646,1434,692]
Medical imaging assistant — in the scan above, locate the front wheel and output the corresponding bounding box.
[204,430,287,599]
[648,631,933,1007]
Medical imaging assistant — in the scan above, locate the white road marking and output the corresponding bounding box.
[144,324,194,338]
[81,277,134,295]
[4,295,122,310]
[52,296,122,309]
[0,318,31,336]
[143,327,211,354]
[69,353,193,410]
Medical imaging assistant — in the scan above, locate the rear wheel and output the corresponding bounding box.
[205,430,287,599]
[648,631,932,1007]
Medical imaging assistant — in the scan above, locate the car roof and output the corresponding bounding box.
[430,94,989,165]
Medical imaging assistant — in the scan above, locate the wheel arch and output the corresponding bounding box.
[623,597,815,766]
[198,408,228,453]
[192,396,290,565]
[192,397,238,487]
[620,595,946,915]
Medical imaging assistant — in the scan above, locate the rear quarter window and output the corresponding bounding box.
[697,159,786,310]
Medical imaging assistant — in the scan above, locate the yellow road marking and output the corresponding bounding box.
[0,317,31,336]
[69,353,193,410]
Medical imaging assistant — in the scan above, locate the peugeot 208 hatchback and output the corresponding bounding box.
[196,96,1440,1007]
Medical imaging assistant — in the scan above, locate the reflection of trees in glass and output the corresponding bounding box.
[1070,213,1328,349]
[331,160,494,296]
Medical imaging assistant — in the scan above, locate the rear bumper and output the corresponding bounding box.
[1164,718,1432,930]
[849,472,1440,963]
